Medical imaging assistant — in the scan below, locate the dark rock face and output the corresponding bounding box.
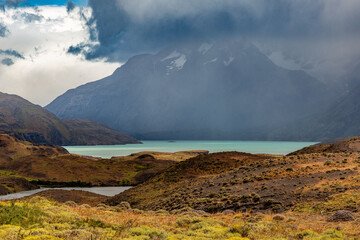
[13,132,49,145]
[326,210,356,222]
[46,39,332,140]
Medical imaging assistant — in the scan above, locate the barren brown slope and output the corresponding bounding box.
[108,147,360,213]
[289,136,360,155]
[0,134,207,194]
[0,134,174,192]
[27,190,110,206]
[0,92,139,145]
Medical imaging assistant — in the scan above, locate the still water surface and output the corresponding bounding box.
[0,186,131,200]
[64,140,317,158]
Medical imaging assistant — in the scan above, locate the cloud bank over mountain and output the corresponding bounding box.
[72,0,360,63]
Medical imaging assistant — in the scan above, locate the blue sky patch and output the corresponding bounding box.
[26,0,87,6]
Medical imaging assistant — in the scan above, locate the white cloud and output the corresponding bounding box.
[0,6,119,106]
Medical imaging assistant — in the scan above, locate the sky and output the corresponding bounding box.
[0,0,119,106]
[1,0,360,105]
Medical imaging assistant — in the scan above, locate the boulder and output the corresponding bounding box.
[273,214,286,221]
[222,209,236,215]
[327,210,356,222]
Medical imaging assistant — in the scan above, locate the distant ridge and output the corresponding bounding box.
[0,92,139,145]
[269,83,360,141]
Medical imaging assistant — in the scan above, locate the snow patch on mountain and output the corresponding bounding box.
[172,54,187,70]
[198,43,213,55]
[267,51,302,71]
[204,58,217,65]
[161,51,182,61]
[224,56,234,66]
[162,51,187,75]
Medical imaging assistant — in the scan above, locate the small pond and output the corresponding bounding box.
[0,186,132,200]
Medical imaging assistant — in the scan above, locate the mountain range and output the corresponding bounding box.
[46,39,334,140]
[0,92,139,145]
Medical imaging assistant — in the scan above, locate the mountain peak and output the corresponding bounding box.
[46,38,332,140]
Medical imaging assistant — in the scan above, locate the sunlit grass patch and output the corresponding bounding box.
[294,191,360,213]
[0,202,45,228]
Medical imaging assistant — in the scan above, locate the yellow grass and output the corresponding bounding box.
[0,196,359,239]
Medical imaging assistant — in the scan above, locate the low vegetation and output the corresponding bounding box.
[108,148,360,213]
[0,196,358,239]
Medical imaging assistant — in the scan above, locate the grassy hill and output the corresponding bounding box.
[108,139,360,214]
[0,92,139,145]
[0,134,205,194]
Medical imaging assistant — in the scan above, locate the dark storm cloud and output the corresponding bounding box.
[67,43,93,57]
[0,22,9,37]
[66,1,75,13]
[69,0,360,62]
[0,49,25,59]
[1,58,14,66]
[2,0,26,8]
[79,7,97,41]
[67,44,83,55]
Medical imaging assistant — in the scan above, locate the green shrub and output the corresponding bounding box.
[128,226,167,239]
[0,202,45,228]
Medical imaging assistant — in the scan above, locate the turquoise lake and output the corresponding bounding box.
[64,141,317,158]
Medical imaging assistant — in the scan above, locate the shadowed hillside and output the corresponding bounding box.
[0,92,139,145]
[269,82,360,141]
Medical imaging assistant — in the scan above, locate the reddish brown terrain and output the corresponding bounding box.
[0,134,205,194]
[27,190,110,206]
[107,138,360,213]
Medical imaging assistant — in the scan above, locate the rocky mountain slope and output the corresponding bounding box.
[46,39,332,140]
[0,92,139,145]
